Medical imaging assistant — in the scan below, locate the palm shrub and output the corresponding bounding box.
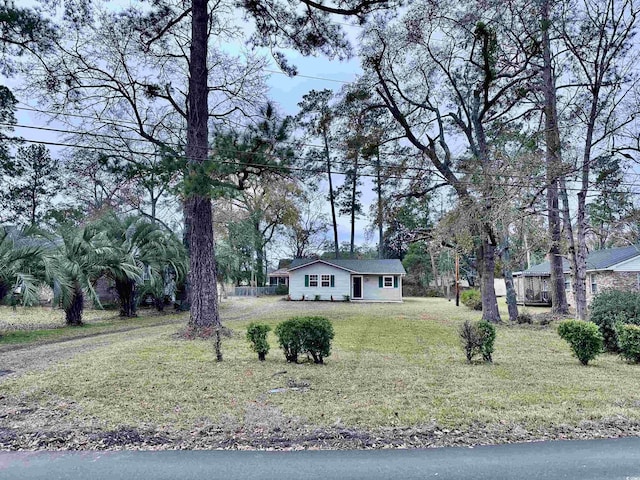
[46,226,139,326]
[557,320,603,365]
[616,324,640,364]
[589,290,640,352]
[246,322,271,361]
[0,226,42,306]
[97,214,187,317]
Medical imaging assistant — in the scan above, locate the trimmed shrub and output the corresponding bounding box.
[274,316,335,364]
[477,321,496,362]
[617,323,640,364]
[459,320,496,363]
[246,322,271,361]
[298,316,334,364]
[590,290,640,352]
[314,294,321,301]
[557,320,603,365]
[275,285,289,295]
[460,289,482,311]
[274,318,304,363]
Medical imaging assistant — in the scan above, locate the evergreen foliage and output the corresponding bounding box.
[557,320,603,366]
[589,290,640,352]
[616,324,640,364]
[246,322,271,361]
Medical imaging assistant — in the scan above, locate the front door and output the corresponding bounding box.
[352,276,363,299]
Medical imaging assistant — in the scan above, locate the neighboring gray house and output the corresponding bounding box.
[288,258,406,302]
[513,245,640,307]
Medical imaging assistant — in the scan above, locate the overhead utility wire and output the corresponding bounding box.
[6,120,638,186]
[11,134,639,196]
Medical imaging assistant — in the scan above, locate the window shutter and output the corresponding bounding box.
[330,275,335,287]
[379,276,383,288]
[394,276,398,288]
[305,275,309,287]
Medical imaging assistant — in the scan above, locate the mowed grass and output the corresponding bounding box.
[3,297,640,431]
[0,306,120,331]
[0,306,181,346]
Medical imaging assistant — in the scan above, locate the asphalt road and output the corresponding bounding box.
[1,437,640,480]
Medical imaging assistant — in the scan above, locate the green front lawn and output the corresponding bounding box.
[3,297,638,432]
[0,306,182,346]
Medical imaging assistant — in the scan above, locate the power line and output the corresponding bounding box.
[10,134,640,197]
[8,120,640,190]
[264,69,352,84]
[17,104,637,186]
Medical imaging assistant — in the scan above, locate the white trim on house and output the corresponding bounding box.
[383,275,394,288]
[610,256,640,272]
[288,259,357,273]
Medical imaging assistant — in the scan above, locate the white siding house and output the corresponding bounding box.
[288,258,406,302]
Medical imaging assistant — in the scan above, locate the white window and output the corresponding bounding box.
[309,274,318,287]
[383,276,394,288]
[321,275,331,287]
[564,275,571,291]
[591,274,597,294]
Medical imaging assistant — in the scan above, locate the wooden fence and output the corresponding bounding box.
[233,286,281,297]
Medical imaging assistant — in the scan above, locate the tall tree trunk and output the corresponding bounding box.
[349,155,359,256]
[322,129,339,259]
[254,223,265,286]
[376,148,384,259]
[478,236,501,323]
[115,277,137,318]
[500,234,519,323]
[560,177,587,319]
[428,245,441,292]
[186,0,222,359]
[65,282,84,326]
[573,90,600,320]
[523,229,531,270]
[541,0,568,315]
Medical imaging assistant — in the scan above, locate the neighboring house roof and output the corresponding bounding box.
[288,258,407,275]
[277,259,293,269]
[268,268,290,277]
[514,245,640,276]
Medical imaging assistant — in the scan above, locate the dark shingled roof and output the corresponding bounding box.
[515,245,640,276]
[288,258,406,275]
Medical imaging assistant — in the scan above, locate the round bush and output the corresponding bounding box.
[590,290,640,352]
[246,322,272,361]
[274,316,334,364]
[460,289,482,311]
[557,320,603,365]
[617,323,640,364]
[298,316,334,364]
[274,318,304,363]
